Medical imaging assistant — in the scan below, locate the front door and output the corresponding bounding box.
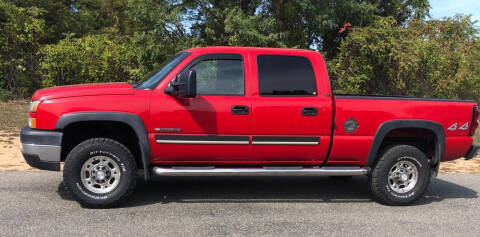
[149,53,252,164]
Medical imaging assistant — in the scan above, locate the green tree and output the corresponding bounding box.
[8,0,80,43]
[39,0,195,86]
[0,1,46,100]
[329,16,480,101]
[0,0,443,101]
[123,0,195,74]
[187,0,430,57]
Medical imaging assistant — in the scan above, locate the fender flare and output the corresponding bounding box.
[55,112,151,180]
[366,120,445,167]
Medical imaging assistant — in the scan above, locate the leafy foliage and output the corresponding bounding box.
[0,1,46,100]
[2,0,479,103]
[329,16,480,100]
[40,34,135,87]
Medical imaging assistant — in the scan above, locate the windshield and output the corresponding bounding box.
[137,52,190,89]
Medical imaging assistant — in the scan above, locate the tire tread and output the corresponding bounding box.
[63,138,137,208]
[369,145,431,205]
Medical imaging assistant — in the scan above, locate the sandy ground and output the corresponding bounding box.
[1,130,479,173]
[0,130,36,171]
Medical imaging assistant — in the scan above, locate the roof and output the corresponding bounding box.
[184,46,317,54]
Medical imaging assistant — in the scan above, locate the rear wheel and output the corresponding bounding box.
[63,138,137,208]
[369,145,431,205]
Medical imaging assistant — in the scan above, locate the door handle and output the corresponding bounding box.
[302,107,318,116]
[231,105,249,115]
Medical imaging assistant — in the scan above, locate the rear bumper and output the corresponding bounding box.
[20,127,63,171]
[465,145,479,160]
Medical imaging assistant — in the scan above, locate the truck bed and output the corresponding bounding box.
[328,94,477,165]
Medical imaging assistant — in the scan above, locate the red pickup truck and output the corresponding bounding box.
[21,46,479,207]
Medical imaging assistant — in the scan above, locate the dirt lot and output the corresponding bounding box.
[1,101,479,172]
[0,131,36,171]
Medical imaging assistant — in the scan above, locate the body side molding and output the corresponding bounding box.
[155,135,249,145]
[55,112,151,180]
[366,120,445,167]
[252,136,319,145]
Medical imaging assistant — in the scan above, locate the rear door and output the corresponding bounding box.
[250,52,332,164]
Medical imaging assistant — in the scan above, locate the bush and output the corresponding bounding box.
[39,34,139,87]
[329,16,480,101]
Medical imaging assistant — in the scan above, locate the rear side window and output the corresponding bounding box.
[257,55,317,96]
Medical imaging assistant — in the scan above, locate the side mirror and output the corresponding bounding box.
[165,69,196,98]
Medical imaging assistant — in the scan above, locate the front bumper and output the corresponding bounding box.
[465,145,479,160]
[20,127,63,171]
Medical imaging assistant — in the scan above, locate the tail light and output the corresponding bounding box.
[469,105,479,136]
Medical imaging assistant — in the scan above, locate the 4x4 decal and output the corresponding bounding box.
[448,122,469,131]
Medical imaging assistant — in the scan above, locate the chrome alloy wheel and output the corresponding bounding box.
[388,159,418,193]
[80,156,121,194]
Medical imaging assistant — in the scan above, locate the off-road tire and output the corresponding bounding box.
[369,145,431,205]
[63,138,137,208]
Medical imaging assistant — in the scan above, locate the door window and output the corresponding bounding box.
[257,55,317,96]
[191,59,245,96]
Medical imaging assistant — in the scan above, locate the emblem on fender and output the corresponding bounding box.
[448,122,469,131]
[155,128,182,132]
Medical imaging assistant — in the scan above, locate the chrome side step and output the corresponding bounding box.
[151,166,369,177]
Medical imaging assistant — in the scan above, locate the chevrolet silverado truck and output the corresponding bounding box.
[21,46,479,207]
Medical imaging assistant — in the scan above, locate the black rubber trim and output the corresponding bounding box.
[55,112,151,180]
[335,94,476,103]
[22,153,60,171]
[366,120,445,166]
[323,96,337,165]
[465,145,479,160]
[468,105,478,136]
[197,53,242,61]
[154,135,249,141]
[20,126,62,146]
[252,136,319,142]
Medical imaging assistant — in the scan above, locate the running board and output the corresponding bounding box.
[151,166,369,177]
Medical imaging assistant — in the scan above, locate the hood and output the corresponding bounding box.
[32,82,136,101]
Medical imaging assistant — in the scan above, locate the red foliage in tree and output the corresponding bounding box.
[339,23,352,33]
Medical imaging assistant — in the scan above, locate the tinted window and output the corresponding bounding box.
[191,59,244,95]
[257,55,317,96]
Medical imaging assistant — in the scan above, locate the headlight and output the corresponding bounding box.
[28,100,41,113]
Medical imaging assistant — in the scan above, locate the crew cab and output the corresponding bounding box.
[21,46,479,207]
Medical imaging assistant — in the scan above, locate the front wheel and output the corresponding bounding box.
[63,138,137,208]
[369,145,431,205]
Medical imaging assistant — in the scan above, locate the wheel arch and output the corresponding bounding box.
[55,112,151,180]
[366,120,445,167]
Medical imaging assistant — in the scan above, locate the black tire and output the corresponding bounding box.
[369,145,431,205]
[63,138,137,208]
